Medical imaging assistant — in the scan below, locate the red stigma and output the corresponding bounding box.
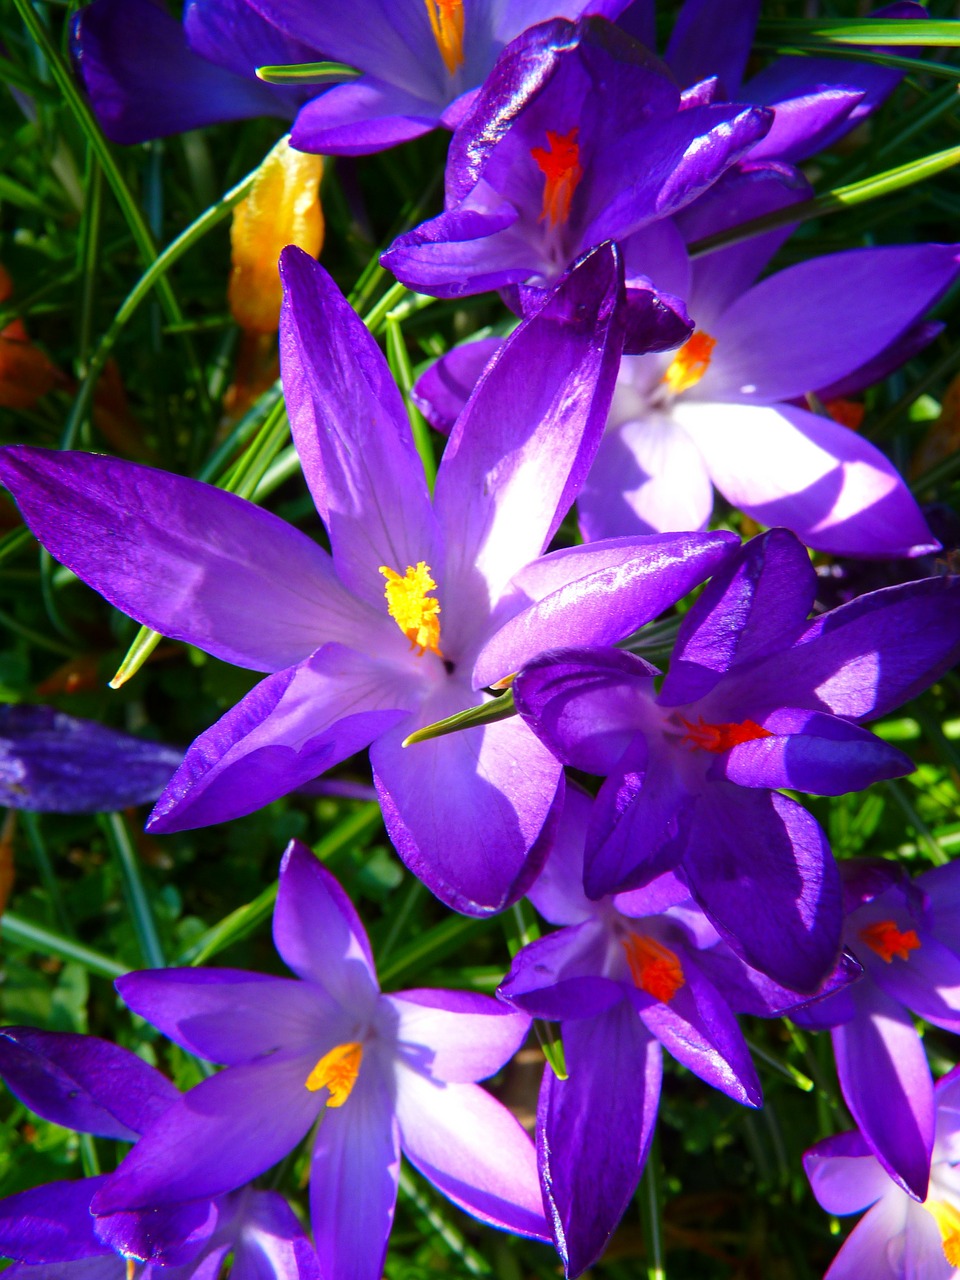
[859,919,921,964]
[678,716,773,754]
[531,128,582,228]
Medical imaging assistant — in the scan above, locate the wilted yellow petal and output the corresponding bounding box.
[228,136,324,333]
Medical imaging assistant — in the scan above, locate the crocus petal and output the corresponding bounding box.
[273,838,379,1007]
[659,528,817,708]
[748,88,865,164]
[682,785,841,993]
[382,200,535,298]
[821,1194,912,1280]
[719,708,914,795]
[537,1004,661,1276]
[0,1178,110,1263]
[697,943,861,1019]
[278,248,440,610]
[526,782,598,925]
[868,933,960,1035]
[498,921,622,1021]
[94,1199,220,1268]
[184,0,320,100]
[474,530,737,687]
[146,646,411,834]
[665,0,759,94]
[0,1027,176,1141]
[676,400,937,558]
[832,983,935,1200]
[395,1067,548,1240]
[291,76,440,155]
[435,243,624,638]
[804,1130,886,1214]
[0,446,367,673]
[231,1190,323,1280]
[412,337,503,435]
[116,968,340,1066]
[0,705,183,813]
[91,1054,323,1211]
[308,1058,400,1280]
[817,319,943,402]
[700,244,960,405]
[70,0,284,145]
[372,706,563,916]
[386,988,530,1082]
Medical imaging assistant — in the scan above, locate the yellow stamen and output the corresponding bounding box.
[425,0,465,76]
[305,1041,363,1107]
[531,128,583,228]
[622,934,685,1004]
[926,1198,960,1267]
[126,1260,136,1280]
[859,919,921,964]
[380,562,443,657]
[662,331,717,395]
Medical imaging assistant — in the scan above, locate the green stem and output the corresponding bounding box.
[100,812,166,968]
[639,1128,666,1280]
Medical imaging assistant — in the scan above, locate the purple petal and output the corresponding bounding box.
[665,0,759,94]
[91,1054,323,1211]
[0,1028,176,1141]
[678,401,938,558]
[682,785,842,993]
[0,1178,110,1263]
[748,88,865,165]
[435,244,624,635]
[70,0,285,145]
[0,705,183,813]
[411,337,503,435]
[863,931,960,1036]
[697,942,862,1019]
[395,1067,548,1240]
[817,320,943,402]
[230,1190,322,1280]
[184,0,320,102]
[498,920,622,1021]
[659,528,817,708]
[701,244,960,405]
[308,1059,400,1280]
[526,782,597,925]
[0,446,363,673]
[385,988,529,1082]
[832,983,934,1200]
[803,1130,888,1215]
[146,647,410,834]
[274,839,379,1006]
[291,77,440,154]
[537,1004,661,1275]
[116,968,339,1066]
[475,531,737,687]
[372,706,563,916]
[719,708,914,795]
[94,1198,220,1268]
[819,1195,916,1280]
[382,201,534,299]
[278,248,440,611]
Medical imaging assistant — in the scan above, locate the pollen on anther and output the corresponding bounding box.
[531,128,583,228]
[622,933,685,1003]
[925,1198,960,1267]
[662,331,717,395]
[305,1041,363,1107]
[859,919,921,964]
[380,562,443,657]
[424,0,465,76]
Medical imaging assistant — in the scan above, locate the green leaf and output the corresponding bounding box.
[757,18,960,45]
[256,61,363,85]
[403,690,517,746]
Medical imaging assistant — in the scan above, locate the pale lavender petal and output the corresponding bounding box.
[832,983,935,1199]
[821,1195,912,1280]
[278,248,440,609]
[411,338,503,435]
[804,1130,886,1214]
[869,932,960,1034]
[677,400,938,558]
[665,0,759,94]
[526,782,597,925]
[537,1004,661,1276]
[291,77,440,155]
[231,1190,323,1280]
[146,646,411,834]
[0,1178,109,1263]
[116,968,340,1065]
[0,446,369,672]
[395,1067,548,1239]
[386,988,529,1082]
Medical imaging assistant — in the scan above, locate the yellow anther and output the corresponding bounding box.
[662,331,717,396]
[305,1041,363,1107]
[425,0,465,76]
[380,562,443,657]
[622,934,685,1004]
[926,1198,960,1267]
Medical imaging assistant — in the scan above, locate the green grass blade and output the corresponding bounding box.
[100,812,166,968]
[757,18,960,45]
[403,690,517,746]
[2,912,126,980]
[257,60,362,85]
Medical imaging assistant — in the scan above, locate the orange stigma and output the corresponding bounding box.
[825,397,865,431]
[662,331,717,395]
[531,128,583,228]
[859,919,921,964]
[622,934,685,1003]
[679,716,773,754]
[305,1042,363,1107]
[925,1199,960,1267]
[380,562,443,657]
[425,0,465,76]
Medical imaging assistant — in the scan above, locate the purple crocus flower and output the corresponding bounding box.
[382,17,773,352]
[88,839,546,1280]
[805,1063,960,1280]
[512,528,960,992]
[0,1027,321,1278]
[497,784,855,1276]
[0,244,738,917]
[792,859,960,1201]
[72,0,629,152]
[0,704,183,813]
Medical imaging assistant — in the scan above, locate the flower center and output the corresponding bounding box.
[531,128,583,228]
[858,919,921,963]
[380,562,443,657]
[662,331,717,395]
[622,933,685,1003]
[424,0,465,76]
[305,1041,364,1107]
[925,1198,960,1267]
[678,715,772,754]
